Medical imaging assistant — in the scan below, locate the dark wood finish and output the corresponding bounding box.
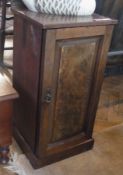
[0,73,18,164]
[52,38,99,142]
[0,100,13,146]
[13,15,42,150]
[12,1,117,168]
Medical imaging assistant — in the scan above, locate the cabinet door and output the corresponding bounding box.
[51,37,98,142]
[37,26,113,160]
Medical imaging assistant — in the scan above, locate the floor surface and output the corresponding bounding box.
[94,75,123,132]
[1,123,123,175]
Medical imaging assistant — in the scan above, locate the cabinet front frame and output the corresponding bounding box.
[36,25,114,159]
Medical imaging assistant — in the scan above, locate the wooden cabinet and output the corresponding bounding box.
[12,2,117,168]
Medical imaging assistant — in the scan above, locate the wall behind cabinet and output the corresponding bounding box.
[96,0,123,75]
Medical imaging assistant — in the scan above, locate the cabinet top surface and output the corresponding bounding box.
[12,1,117,29]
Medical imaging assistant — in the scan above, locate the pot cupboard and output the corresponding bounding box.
[12,1,117,168]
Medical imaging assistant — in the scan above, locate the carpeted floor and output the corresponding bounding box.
[1,123,123,175]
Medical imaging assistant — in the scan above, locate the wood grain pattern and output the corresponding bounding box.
[56,26,106,40]
[52,38,99,142]
[36,25,114,162]
[12,2,116,168]
[36,30,56,155]
[13,15,42,150]
[85,25,114,136]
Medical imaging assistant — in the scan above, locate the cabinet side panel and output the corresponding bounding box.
[52,38,99,142]
[13,15,42,150]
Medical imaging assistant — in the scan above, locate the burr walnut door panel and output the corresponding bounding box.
[37,27,107,158]
[51,38,99,142]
